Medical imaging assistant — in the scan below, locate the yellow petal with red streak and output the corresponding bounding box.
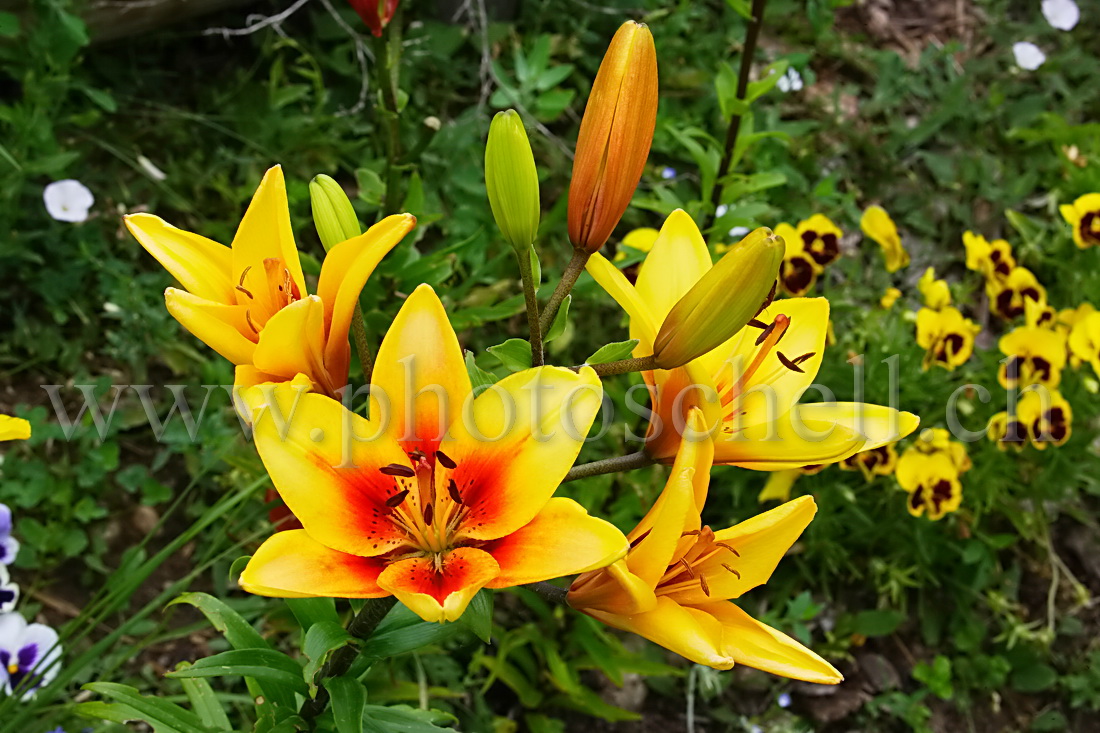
[377,547,499,623]
[240,529,388,598]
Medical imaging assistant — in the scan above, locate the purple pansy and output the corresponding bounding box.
[0,504,18,566]
[0,565,17,613]
[0,613,61,699]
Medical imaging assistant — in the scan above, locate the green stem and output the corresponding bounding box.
[351,307,374,383]
[300,597,398,727]
[705,0,768,233]
[563,451,654,483]
[375,6,404,217]
[540,249,590,334]
[523,581,569,605]
[516,248,544,367]
[588,354,658,377]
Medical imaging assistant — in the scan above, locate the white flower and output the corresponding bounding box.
[776,68,803,93]
[0,566,17,614]
[1042,0,1079,31]
[43,180,94,223]
[728,225,750,239]
[1013,42,1046,70]
[715,204,729,218]
[0,613,61,699]
[660,166,677,180]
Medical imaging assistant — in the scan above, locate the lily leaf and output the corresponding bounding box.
[586,340,639,365]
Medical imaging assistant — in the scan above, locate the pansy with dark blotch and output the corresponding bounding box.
[0,504,19,566]
[0,566,18,613]
[0,613,62,699]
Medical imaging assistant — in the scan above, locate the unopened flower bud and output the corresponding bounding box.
[485,110,541,252]
[653,226,784,369]
[568,21,658,254]
[310,175,361,252]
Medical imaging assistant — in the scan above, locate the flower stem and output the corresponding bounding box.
[564,451,654,483]
[351,307,374,383]
[540,249,590,334]
[523,581,569,606]
[588,354,658,377]
[375,7,404,217]
[705,0,769,233]
[516,248,544,367]
[299,597,397,727]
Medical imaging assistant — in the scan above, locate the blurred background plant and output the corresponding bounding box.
[0,0,1099,730]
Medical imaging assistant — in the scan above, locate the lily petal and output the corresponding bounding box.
[370,284,472,455]
[714,413,864,469]
[704,601,842,684]
[240,530,388,598]
[377,546,499,622]
[0,415,30,442]
[231,166,307,318]
[482,497,628,587]
[125,213,235,304]
[248,387,412,557]
[585,252,660,352]
[318,213,416,380]
[253,296,334,393]
[569,559,659,615]
[448,366,602,541]
[588,595,734,670]
[797,402,919,454]
[664,496,816,604]
[634,209,713,327]
[164,288,258,365]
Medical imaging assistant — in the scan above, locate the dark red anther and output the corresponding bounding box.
[380,463,416,477]
[384,489,409,508]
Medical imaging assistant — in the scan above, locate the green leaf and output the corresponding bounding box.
[229,555,251,584]
[487,338,533,372]
[177,664,232,730]
[852,609,904,637]
[167,649,308,696]
[544,295,570,344]
[745,60,789,103]
[80,682,217,732]
[328,676,367,733]
[458,590,493,643]
[287,597,341,631]
[1011,662,1058,692]
[169,593,270,650]
[723,0,753,19]
[356,168,386,207]
[714,62,749,120]
[360,604,463,661]
[303,621,355,680]
[362,704,457,732]
[465,350,498,395]
[586,340,639,365]
[0,11,20,38]
[529,246,542,293]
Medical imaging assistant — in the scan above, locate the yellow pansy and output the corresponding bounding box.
[896,452,962,521]
[839,443,899,482]
[918,267,951,310]
[1059,193,1100,249]
[860,206,910,272]
[1068,311,1100,377]
[880,287,902,309]
[569,412,842,682]
[906,427,971,475]
[962,231,1015,279]
[614,227,660,262]
[585,210,919,468]
[794,214,843,268]
[916,306,979,371]
[126,165,416,396]
[0,416,30,442]
[998,325,1067,390]
[986,267,1046,321]
[987,411,1027,452]
[1017,388,1073,449]
[775,223,821,297]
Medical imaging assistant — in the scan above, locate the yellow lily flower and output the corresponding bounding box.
[125,166,415,396]
[860,206,910,272]
[614,227,659,262]
[916,306,979,371]
[839,442,898,482]
[586,209,919,467]
[917,267,951,310]
[1068,311,1100,378]
[986,267,1046,321]
[1017,388,1072,449]
[568,412,842,683]
[896,451,962,521]
[880,287,902,309]
[0,416,30,442]
[1059,193,1100,249]
[238,284,627,622]
[962,231,1015,280]
[758,463,828,503]
[775,223,821,297]
[998,324,1067,390]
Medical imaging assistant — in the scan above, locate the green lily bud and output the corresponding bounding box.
[310,175,361,251]
[653,227,785,369]
[485,109,540,251]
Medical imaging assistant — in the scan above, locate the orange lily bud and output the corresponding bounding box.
[568,21,658,253]
[652,227,784,369]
